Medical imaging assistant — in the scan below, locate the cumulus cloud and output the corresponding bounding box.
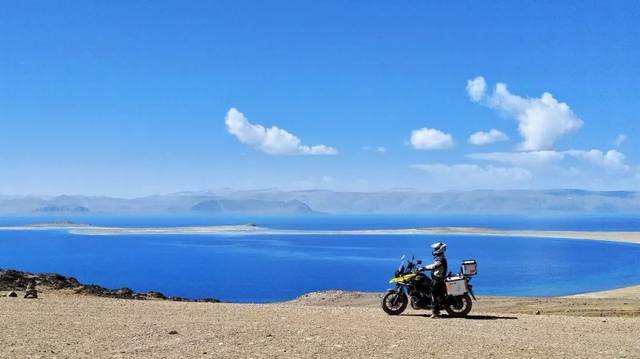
[614,134,627,147]
[466,76,487,102]
[225,108,337,155]
[470,149,629,171]
[410,128,453,150]
[468,129,509,145]
[467,76,583,151]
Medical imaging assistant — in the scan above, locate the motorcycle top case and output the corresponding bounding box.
[461,259,477,276]
[445,275,467,296]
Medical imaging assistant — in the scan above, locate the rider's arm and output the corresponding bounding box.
[421,260,442,272]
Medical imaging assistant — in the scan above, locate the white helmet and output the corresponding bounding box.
[431,242,447,256]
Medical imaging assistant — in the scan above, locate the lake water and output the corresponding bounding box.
[1,214,639,302]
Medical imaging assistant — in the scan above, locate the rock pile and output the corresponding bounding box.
[0,269,80,291]
[0,269,219,302]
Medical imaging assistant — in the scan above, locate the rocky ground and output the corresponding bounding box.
[0,269,219,302]
[0,287,639,358]
[292,289,640,317]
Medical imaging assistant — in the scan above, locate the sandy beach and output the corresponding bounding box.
[1,288,639,358]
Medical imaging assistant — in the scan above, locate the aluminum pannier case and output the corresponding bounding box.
[445,275,467,296]
[461,259,477,276]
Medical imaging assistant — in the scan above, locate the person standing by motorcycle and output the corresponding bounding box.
[420,242,448,318]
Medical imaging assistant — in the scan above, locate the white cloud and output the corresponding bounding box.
[468,150,563,167]
[466,76,487,102]
[470,149,629,171]
[410,128,453,150]
[467,76,583,151]
[468,129,509,145]
[411,158,639,191]
[225,108,337,155]
[410,163,532,189]
[564,149,629,170]
[376,146,387,153]
[614,134,627,147]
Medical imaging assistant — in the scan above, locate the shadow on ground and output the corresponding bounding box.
[400,313,518,320]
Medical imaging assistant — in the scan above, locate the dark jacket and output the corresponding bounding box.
[424,254,448,280]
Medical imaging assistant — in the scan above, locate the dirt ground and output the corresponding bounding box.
[292,288,640,317]
[1,289,639,358]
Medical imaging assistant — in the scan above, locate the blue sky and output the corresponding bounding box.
[1,1,639,197]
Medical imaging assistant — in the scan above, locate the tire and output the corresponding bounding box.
[381,291,408,315]
[444,293,472,317]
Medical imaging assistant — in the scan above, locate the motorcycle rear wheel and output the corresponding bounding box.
[444,293,472,317]
[381,291,408,315]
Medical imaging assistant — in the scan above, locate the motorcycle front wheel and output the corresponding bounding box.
[381,291,408,315]
[444,293,473,317]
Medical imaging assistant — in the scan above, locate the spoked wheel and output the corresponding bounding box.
[381,291,408,315]
[444,293,473,317]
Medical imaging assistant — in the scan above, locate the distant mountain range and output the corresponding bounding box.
[35,205,90,213]
[192,199,313,214]
[1,189,639,214]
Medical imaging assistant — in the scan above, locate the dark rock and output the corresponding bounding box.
[1,268,219,303]
[535,310,541,315]
[8,291,17,297]
[24,281,38,299]
[75,284,106,296]
[146,291,167,300]
[0,269,80,291]
[115,288,134,297]
[197,298,221,303]
[168,330,179,335]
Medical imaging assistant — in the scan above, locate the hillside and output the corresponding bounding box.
[1,189,640,214]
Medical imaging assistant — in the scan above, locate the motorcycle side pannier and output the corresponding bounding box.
[462,259,477,276]
[445,275,467,296]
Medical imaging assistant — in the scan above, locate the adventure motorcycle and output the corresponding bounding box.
[381,255,477,317]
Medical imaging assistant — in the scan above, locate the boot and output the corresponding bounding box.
[431,306,441,318]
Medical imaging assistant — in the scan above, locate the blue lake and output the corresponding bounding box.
[1,214,640,302]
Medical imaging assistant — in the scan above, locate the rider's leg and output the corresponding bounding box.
[431,280,443,317]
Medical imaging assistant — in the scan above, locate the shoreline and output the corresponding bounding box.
[2,225,639,303]
[2,223,640,245]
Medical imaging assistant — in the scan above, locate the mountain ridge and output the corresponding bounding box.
[1,189,639,214]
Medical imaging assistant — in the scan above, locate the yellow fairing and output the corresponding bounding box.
[389,272,417,283]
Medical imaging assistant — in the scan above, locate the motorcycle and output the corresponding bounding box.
[381,255,477,317]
